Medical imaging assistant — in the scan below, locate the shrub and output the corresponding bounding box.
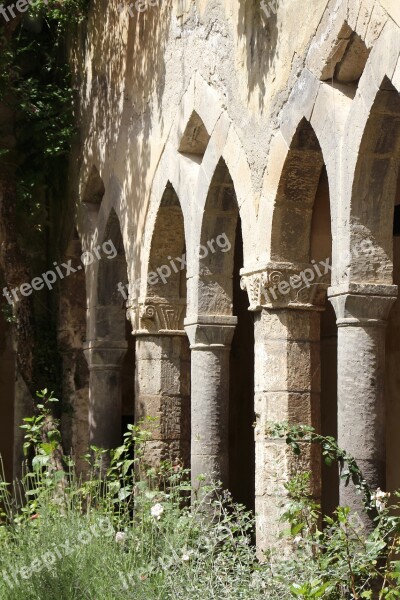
[1,393,400,599]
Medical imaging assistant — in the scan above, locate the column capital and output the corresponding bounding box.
[83,340,128,370]
[184,315,237,349]
[328,283,398,327]
[127,297,186,336]
[240,262,330,312]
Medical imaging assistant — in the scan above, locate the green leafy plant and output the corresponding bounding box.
[269,423,400,599]
[0,0,89,399]
[3,401,400,598]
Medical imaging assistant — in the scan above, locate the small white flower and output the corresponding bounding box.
[151,503,164,520]
[115,531,126,543]
[181,549,194,562]
[371,488,390,513]
[293,535,302,545]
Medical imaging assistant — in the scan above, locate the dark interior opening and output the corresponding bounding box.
[393,204,400,237]
[121,317,135,442]
[229,219,255,511]
[321,300,338,516]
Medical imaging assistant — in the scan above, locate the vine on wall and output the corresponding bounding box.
[0,0,89,397]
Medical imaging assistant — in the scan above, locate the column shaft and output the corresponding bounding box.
[329,285,397,520]
[336,323,386,509]
[84,342,127,451]
[185,316,236,491]
[254,307,321,551]
[135,334,190,467]
[190,345,230,488]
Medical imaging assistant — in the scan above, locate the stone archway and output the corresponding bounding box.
[270,118,326,264]
[185,158,254,503]
[348,79,400,284]
[328,78,400,517]
[128,183,190,468]
[84,208,132,453]
[242,118,333,550]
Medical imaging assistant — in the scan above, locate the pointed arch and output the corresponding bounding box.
[147,183,186,302]
[196,158,240,316]
[269,118,327,264]
[96,208,128,341]
[178,111,210,158]
[133,182,191,468]
[349,77,400,284]
[138,74,256,307]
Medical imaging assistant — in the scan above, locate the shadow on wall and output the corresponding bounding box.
[58,230,89,475]
[70,0,173,266]
[237,0,279,109]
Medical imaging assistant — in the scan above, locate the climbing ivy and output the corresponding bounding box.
[0,1,89,396]
[0,0,88,186]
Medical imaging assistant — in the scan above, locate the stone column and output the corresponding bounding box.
[241,264,329,554]
[128,298,190,468]
[83,340,127,450]
[328,284,397,518]
[184,315,237,490]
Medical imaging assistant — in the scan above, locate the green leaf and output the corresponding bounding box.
[39,442,56,455]
[290,583,306,596]
[122,460,134,476]
[118,487,132,501]
[291,522,305,536]
[32,454,50,471]
[53,470,65,482]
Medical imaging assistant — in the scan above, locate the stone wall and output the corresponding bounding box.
[61,0,400,551]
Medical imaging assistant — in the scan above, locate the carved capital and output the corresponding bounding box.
[184,315,237,349]
[240,262,331,312]
[127,297,186,335]
[328,283,398,327]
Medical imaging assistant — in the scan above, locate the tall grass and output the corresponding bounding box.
[2,394,400,599]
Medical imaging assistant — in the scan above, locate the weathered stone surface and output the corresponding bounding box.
[329,286,397,523]
[185,317,236,490]
[253,306,322,552]
[135,335,191,468]
[83,341,128,451]
[47,0,400,558]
